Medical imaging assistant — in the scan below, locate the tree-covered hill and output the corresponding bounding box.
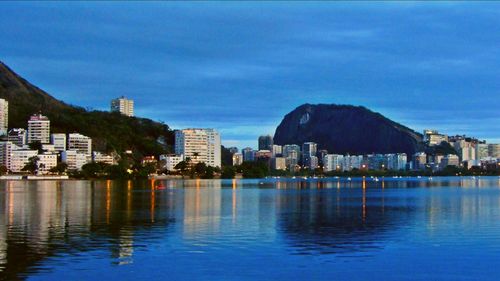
[0,61,174,157]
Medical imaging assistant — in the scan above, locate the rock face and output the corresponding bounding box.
[273,104,423,156]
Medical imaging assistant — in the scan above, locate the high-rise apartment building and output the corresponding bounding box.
[7,128,27,148]
[258,135,273,151]
[175,128,221,168]
[242,147,255,162]
[67,133,92,155]
[0,141,15,170]
[0,99,8,135]
[27,114,50,144]
[302,142,317,168]
[51,133,67,152]
[111,96,134,117]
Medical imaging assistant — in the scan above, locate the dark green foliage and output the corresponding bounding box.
[21,156,39,174]
[221,166,236,179]
[0,61,174,158]
[238,162,269,178]
[49,162,68,175]
[425,141,457,156]
[0,165,7,175]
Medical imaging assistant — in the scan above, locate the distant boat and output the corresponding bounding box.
[156,184,166,190]
[347,177,352,181]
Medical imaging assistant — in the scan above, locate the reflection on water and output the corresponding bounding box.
[0,177,500,280]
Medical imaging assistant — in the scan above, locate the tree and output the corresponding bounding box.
[221,166,236,179]
[174,161,190,175]
[50,162,68,175]
[28,141,44,153]
[22,156,39,174]
[0,165,7,176]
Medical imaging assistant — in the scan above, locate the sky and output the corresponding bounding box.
[1,2,499,149]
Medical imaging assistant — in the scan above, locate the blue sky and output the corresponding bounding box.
[1,2,499,149]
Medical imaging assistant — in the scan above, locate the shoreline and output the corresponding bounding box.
[1,175,499,181]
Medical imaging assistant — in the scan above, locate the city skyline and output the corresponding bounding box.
[1,2,499,149]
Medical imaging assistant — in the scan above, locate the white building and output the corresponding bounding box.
[205,129,221,168]
[62,150,90,171]
[272,157,287,170]
[27,114,50,144]
[175,128,221,168]
[92,151,116,165]
[111,96,134,117]
[67,133,92,155]
[7,128,27,148]
[37,153,58,174]
[159,154,184,171]
[323,154,344,172]
[0,141,16,170]
[0,98,8,135]
[10,149,38,173]
[51,133,67,151]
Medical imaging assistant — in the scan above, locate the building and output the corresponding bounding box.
[0,98,8,135]
[10,149,38,173]
[323,154,344,172]
[111,96,134,117]
[413,152,427,170]
[67,133,92,155]
[0,141,16,170]
[271,145,282,157]
[228,147,239,154]
[51,133,67,152]
[344,155,363,171]
[93,152,116,165]
[283,144,300,170]
[7,129,26,148]
[232,153,243,166]
[159,154,184,171]
[242,147,255,162]
[61,150,90,171]
[27,114,50,144]
[489,144,500,158]
[37,153,58,174]
[258,135,273,151]
[255,150,272,159]
[175,128,221,168]
[440,154,460,169]
[272,157,286,170]
[302,142,317,168]
[205,129,221,168]
[423,129,448,146]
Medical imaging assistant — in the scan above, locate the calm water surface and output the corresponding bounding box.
[1,177,500,280]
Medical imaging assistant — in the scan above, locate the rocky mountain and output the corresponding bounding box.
[274,104,423,156]
[0,61,174,157]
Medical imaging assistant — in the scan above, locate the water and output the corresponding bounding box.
[1,177,500,280]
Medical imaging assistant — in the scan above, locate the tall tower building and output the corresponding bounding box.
[258,135,273,151]
[0,99,8,135]
[175,128,221,168]
[27,114,50,144]
[111,96,134,117]
[302,142,317,168]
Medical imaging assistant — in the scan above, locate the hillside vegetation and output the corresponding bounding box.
[0,61,174,157]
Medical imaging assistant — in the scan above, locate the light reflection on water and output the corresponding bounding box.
[0,177,500,280]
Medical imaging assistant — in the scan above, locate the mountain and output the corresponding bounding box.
[0,61,174,157]
[274,104,423,156]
